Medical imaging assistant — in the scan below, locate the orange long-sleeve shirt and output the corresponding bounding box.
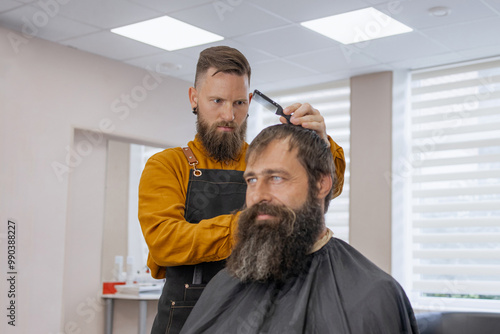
[138,135,345,278]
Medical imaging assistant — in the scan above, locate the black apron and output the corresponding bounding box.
[151,166,246,334]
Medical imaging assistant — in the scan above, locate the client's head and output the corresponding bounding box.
[226,124,336,283]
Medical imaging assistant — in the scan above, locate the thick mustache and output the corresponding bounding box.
[245,203,285,216]
[241,203,297,235]
[215,121,237,128]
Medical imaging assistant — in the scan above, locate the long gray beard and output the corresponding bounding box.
[226,199,324,283]
[196,116,247,163]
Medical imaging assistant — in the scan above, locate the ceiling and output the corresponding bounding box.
[2,0,500,91]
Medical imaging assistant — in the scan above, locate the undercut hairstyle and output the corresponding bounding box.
[194,46,251,88]
[246,124,336,211]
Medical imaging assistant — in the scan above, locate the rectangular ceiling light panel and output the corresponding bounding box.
[301,7,412,44]
[111,16,224,51]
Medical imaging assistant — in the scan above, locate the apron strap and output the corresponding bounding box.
[182,147,202,177]
[183,146,204,283]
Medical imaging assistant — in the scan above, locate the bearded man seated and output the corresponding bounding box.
[180,124,419,334]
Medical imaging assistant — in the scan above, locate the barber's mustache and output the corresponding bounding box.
[214,121,237,128]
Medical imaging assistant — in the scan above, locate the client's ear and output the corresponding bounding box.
[316,174,333,200]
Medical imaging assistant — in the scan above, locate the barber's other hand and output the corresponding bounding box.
[282,103,330,147]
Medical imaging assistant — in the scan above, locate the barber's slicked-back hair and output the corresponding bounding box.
[194,46,251,88]
[247,124,336,211]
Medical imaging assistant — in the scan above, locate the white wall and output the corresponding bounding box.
[348,70,411,279]
[0,26,194,333]
[349,72,393,274]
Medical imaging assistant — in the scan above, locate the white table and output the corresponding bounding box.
[102,293,161,334]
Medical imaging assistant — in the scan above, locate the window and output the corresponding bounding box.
[128,143,165,274]
[409,58,500,311]
[248,80,351,241]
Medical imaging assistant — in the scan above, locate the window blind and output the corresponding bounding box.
[410,58,500,309]
[248,80,351,242]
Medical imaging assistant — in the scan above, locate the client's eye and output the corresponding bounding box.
[246,177,257,185]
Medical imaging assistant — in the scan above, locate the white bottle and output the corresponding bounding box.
[113,256,123,282]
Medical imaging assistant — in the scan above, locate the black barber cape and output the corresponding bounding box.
[180,237,419,334]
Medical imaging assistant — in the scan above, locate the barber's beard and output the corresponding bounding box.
[196,116,247,163]
[226,197,324,283]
